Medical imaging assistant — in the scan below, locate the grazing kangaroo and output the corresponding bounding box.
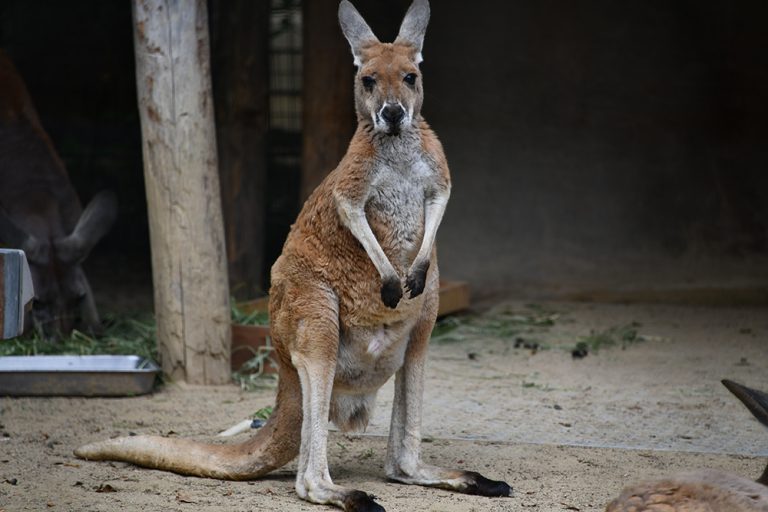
[607,380,768,512]
[75,1,512,510]
[0,50,117,339]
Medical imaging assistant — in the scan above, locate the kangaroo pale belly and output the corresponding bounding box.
[329,320,415,431]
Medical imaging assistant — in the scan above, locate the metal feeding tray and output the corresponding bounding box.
[0,355,160,396]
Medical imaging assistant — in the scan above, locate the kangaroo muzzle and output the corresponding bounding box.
[378,103,406,134]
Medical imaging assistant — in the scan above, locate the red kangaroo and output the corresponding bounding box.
[75,2,512,510]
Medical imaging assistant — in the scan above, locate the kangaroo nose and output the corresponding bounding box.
[381,105,405,125]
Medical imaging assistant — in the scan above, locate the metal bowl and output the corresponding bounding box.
[0,355,160,396]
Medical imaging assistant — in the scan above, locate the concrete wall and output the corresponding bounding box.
[411,1,768,293]
[4,0,768,298]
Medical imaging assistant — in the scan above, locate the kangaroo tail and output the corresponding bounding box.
[74,367,302,480]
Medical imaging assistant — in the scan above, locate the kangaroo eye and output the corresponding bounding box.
[361,76,376,90]
[404,73,417,86]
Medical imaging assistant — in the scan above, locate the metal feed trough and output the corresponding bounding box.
[0,355,159,396]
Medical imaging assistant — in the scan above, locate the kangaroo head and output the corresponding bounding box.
[339,0,430,136]
[28,255,91,338]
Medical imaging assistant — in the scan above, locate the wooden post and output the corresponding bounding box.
[301,0,356,201]
[210,0,270,299]
[132,0,231,385]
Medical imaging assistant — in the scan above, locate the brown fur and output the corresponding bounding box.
[271,120,448,329]
[607,471,768,512]
[607,381,768,511]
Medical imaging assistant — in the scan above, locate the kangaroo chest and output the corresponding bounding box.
[365,155,431,271]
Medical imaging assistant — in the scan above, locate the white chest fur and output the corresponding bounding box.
[365,147,433,269]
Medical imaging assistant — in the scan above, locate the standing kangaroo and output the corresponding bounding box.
[75,1,512,510]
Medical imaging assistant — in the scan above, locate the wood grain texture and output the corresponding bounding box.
[132,0,231,384]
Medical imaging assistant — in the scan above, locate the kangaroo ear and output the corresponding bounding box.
[395,0,430,64]
[722,379,768,428]
[54,190,118,265]
[338,0,379,67]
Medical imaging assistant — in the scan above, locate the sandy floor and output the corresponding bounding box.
[1,301,767,511]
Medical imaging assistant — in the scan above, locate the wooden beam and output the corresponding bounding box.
[301,0,356,202]
[132,0,231,385]
[210,0,270,299]
[236,279,471,318]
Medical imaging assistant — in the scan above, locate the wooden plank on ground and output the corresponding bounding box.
[437,280,471,317]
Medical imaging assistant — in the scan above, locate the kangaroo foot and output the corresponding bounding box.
[343,490,386,512]
[387,463,512,498]
[297,475,386,511]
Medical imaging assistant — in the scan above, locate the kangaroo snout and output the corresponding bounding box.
[380,104,406,133]
[381,104,405,125]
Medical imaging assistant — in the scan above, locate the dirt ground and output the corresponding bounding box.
[1,301,767,512]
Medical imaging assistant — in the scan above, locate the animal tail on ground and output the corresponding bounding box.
[74,367,301,480]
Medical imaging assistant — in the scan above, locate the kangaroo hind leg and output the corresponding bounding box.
[385,287,513,498]
[287,291,385,512]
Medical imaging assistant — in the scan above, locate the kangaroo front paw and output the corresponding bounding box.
[381,277,402,308]
[405,261,429,298]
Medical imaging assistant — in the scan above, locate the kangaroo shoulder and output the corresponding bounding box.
[417,121,450,184]
[329,132,379,201]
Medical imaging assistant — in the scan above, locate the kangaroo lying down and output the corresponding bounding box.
[75,1,512,510]
[607,380,768,512]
